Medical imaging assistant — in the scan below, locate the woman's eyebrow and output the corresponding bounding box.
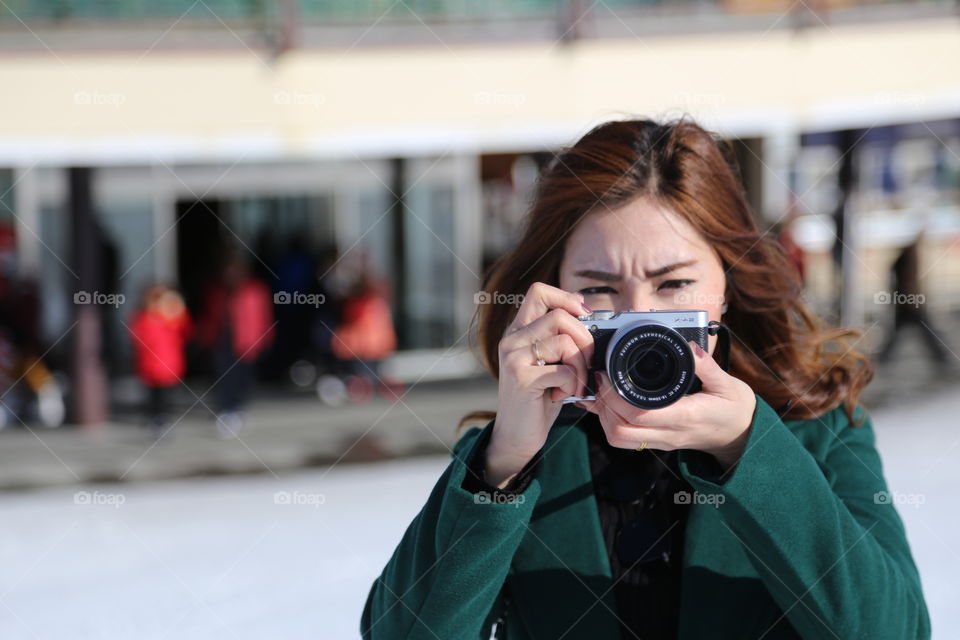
[572,269,620,282]
[644,260,696,278]
[573,260,696,282]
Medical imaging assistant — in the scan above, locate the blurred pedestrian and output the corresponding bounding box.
[331,268,398,402]
[129,285,192,438]
[876,233,951,369]
[198,252,275,436]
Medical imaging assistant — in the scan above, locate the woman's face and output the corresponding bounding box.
[558,197,727,353]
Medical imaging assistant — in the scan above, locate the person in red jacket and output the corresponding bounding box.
[129,285,192,437]
[198,254,275,437]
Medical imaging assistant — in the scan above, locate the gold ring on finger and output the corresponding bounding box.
[635,441,648,452]
[532,339,546,366]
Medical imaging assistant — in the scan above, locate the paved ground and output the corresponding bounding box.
[0,377,498,490]
[0,385,956,639]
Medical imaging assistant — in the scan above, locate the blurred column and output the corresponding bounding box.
[150,163,177,285]
[761,127,799,224]
[452,154,482,339]
[12,166,41,279]
[69,167,109,428]
[389,157,408,348]
[833,130,864,328]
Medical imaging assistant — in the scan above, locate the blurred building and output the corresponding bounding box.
[0,0,958,400]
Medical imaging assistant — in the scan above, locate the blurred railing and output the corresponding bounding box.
[1,0,955,22]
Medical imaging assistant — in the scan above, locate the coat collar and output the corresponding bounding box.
[508,407,624,639]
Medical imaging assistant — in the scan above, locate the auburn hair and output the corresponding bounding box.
[461,117,873,433]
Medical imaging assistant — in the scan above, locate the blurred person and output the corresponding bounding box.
[775,202,806,283]
[128,285,192,438]
[0,227,63,429]
[361,119,929,639]
[876,233,951,369]
[309,247,347,405]
[269,234,317,379]
[198,252,275,437]
[330,266,398,402]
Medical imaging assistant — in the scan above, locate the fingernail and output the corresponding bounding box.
[581,301,592,314]
[692,342,706,357]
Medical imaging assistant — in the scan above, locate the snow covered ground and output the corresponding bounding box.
[0,389,957,639]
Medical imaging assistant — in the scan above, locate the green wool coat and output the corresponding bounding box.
[360,394,930,639]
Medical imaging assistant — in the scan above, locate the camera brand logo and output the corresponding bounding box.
[474,291,524,307]
[274,291,326,307]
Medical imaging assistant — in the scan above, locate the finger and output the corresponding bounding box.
[575,398,600,415]
[513,282,590,328]
[507,308,595,365]
[594,370,689,428]
[532,333,590,396]
[690,340,727,393]
[595,401,679,450]
[524,364,581,398]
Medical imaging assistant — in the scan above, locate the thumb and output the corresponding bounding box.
[689,340,727,391]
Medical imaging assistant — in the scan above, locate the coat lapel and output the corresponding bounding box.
[508,410,623,639]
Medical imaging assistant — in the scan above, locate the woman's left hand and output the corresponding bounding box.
[579,341,757,472]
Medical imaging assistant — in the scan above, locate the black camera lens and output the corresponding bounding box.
[625,342,676,392]
[605,323,696,409]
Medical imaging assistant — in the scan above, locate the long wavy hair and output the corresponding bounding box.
[461,117,873,433]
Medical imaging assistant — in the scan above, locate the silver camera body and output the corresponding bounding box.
[564,309,712,409]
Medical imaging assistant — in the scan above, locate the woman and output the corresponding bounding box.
[360,118,930,639]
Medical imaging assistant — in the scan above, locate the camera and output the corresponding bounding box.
[564,309,724,410]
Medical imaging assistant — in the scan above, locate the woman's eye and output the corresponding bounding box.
[579,286,616,295]
[658,279,695,291]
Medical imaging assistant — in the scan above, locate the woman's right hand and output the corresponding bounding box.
[484,283,595,487]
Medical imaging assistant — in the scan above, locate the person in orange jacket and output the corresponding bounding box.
[331,270,398,402]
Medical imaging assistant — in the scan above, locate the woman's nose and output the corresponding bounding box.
[617,287,657,313]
